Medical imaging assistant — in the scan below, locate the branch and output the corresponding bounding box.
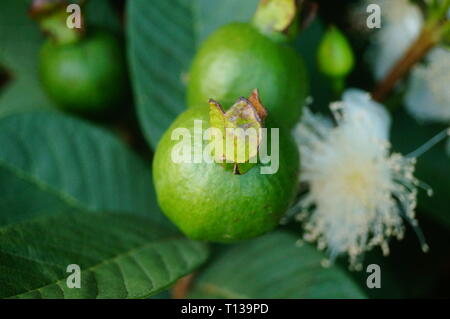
[371,27,438,102]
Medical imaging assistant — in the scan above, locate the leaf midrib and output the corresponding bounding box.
[0,157,90,212]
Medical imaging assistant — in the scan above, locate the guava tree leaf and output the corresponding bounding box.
[0,0,53,114]
[127,0,196,149]
[358,215,450,298]
[195,0,259,42]
[0,212,208,299]
[148,290,172,299]
[127,0,259,149]
[84,0,122,33]
[391,109,450,228]
[0,112,166,226]
[189,231,366,298]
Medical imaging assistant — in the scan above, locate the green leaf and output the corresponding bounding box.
[0,112,164,226]
[127,0,196,149]
[84,0,122,33]
[189,231,366,298]
[127,0,259,149]
[0,0,53,114]
[0,212,208,299]
[195,0,259,42]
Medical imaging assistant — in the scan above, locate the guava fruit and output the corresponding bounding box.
[39,30,127,114]
[153,98,300,242]
[187,22,308,129]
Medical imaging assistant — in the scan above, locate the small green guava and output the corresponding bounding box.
[39,30,127,114]
[153,99,300,242]
[187,22,309,129]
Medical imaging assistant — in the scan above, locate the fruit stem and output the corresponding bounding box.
[371,0,449,102]
[171,274,195,299]
[233,163,241,175]
[330,76,345,98]
[371,27,438,102]
[252,0,299,42]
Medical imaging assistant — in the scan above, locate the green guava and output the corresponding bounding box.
[39,30,127,114]
[153,107,300,242]
[187,22,309,129]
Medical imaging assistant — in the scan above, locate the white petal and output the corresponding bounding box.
[367,0,423,80]
[342,88,392,140]
[405,47,450,123]
[294,90,419,266]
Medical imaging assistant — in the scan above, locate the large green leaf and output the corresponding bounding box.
[0,111,164,226]
[127,0,195,149]
[84,0,122,33]
[127,0,259,149]
[189,231,366,298]
[0,211,208,298]
[194,0,259,43]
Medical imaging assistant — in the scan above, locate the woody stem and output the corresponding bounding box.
[371,27,438,102]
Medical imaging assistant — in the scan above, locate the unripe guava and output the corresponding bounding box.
[39,30,127,114]
[187,22,308,129]
[153,107,300,242]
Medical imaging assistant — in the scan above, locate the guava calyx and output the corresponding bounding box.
[208,89,268,175]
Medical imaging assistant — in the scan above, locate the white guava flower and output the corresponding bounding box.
[341,88,392,140]
[405,47,450,123]
[293,89,424,268]
[367,0,424,80]
[404,47,450,152]
[361,1,450,154]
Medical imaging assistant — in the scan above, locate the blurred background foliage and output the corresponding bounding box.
[0,0,449,298]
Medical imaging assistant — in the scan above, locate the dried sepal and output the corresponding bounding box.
[208,89,268,174]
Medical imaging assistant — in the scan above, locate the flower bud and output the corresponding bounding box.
[317,26,355,78]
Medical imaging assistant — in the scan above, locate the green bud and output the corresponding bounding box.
[317,26,355,78]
